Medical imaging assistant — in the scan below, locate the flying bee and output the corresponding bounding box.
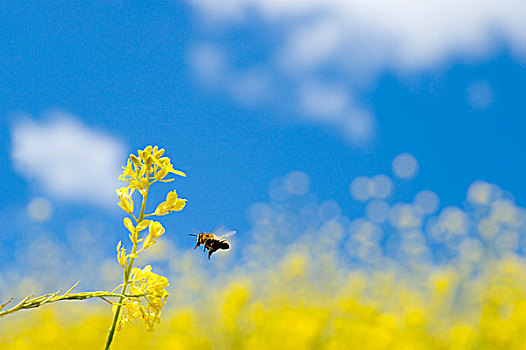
[188,230,236,259]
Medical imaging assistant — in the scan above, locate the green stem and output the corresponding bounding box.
[0,291,145,319]
[104,184,149,350]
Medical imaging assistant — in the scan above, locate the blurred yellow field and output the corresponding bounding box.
[2,251,526,349]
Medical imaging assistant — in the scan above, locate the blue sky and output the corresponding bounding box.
[1,1,526,291]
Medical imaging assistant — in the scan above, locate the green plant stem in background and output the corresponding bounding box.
[104,184,150,350]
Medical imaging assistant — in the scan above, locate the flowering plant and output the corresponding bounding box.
[0,146,186,350]
[105,145,186,348]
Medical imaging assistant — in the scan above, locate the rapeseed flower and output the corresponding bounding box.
[106,146,186,349]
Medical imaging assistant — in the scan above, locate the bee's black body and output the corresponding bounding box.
[190,232,231,259]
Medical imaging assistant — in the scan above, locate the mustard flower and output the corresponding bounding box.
[106,145,186,349]
[154,190,187,216]
[113,265,169,332]
[116,186,134,214]
[142,221,165,250]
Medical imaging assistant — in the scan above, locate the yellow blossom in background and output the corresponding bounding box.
[2,255,526,349]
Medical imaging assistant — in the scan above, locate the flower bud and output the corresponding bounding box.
[130,154,142,168]
[123,217,135,233]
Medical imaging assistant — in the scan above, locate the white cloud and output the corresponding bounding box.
[281,18,345,71]
[299,82,350,121]
[342,109,375,145]
[188,43,272,106]
[298,82,375,144]
[11,113,127,207]
[186,0,526,144]
[188,43,229,86]
[188,28,375,144]
[231,68,273,106]
[189,0,526,69]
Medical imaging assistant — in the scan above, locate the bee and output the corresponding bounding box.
[188,230,236,259]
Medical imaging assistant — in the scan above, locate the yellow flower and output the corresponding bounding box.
[123,218,151,244]
[154,147,165,159]
[115,266,169,332]
[160,158,186,178]
[116,241,127,268]
[143,221,165,250]
[123,217,134,233]
[138,145,153,161]
[119,146,186,188]
[130,154,142,168]
[118,158,145,192]
[116,187,134,214]
[118,159,136,179]
[154,190,187,216]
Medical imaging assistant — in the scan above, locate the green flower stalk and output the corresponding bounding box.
[104,145,187,349]
[0,282,144,319]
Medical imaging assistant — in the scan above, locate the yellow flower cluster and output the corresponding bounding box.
[118,146,186,192]
[116,145,186,216]
[112,265,169,332]
[154,190,187,216]
[109,146,186,340]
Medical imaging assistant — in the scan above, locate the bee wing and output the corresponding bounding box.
[218,230,236,239]
[213,224,226,235]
